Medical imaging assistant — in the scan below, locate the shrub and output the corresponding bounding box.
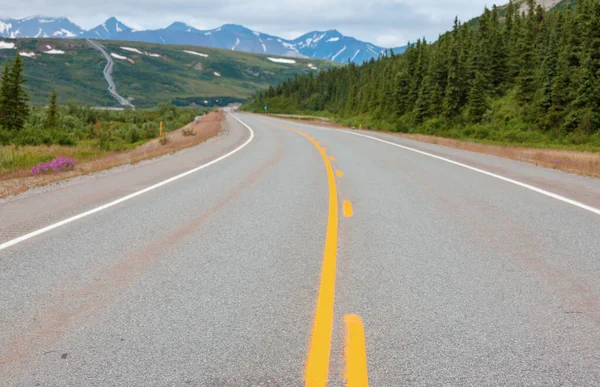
[182,127,196,136]
[158,135,170,145]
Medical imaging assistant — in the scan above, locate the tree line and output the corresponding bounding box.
[246,0,600,147]
[0,54,206,150]
[0,53,60,133]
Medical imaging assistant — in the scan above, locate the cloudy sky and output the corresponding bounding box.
[5,0,498,47]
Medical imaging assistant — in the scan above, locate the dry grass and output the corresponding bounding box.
[397,133,600,178]
[0,111,223,198]
[182,127,197,136]
[158,135,170,145]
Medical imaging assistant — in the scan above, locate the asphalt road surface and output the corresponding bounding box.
[1,113,599,386]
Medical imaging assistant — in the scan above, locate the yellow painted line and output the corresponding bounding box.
[329,156,335,161]
[344,314,369,387]
[264,120,338,386]
[322,147,327,151]
[343,201,353,218]
[336,170,343,178]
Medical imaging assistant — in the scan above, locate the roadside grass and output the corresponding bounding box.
[0,111,223,198]
[392,133,600,178]
[0,142,105,177]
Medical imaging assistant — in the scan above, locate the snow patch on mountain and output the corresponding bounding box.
[0,41,15,49]
[53,28,76,37]
[231,37,240,51]
[121,46,143,54]
[213,72,221,76]
[331,45,346,61]
[45,49,65,54]
[258,38,267,52]
[0,22,12,34]
[183,50,209,57]
[326,37,340,42]
[19,51,35,57]
[268,57,296,64]
[111,52,128,60]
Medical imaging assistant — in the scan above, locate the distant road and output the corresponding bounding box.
[86,38,135,108]
[1,113,599,385]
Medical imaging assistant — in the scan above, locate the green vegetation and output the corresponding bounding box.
[0,38,339,108]
[0,54,30,132]
[0,99,207,175]
[245,0,600,150]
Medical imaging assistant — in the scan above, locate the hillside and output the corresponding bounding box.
[0,38,340,108]
[245,0,600,150]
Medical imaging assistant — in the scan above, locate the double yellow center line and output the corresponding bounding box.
[266,120,368,386]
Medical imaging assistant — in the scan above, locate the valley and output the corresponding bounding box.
[0,38,339,107]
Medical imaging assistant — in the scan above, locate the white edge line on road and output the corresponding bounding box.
[0,114,254,251]
[263,116,600,217]
[344,130,600,216]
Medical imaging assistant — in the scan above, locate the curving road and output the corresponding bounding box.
[87,39,135,108]
[1,113,600,385]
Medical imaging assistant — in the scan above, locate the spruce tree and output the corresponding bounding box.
[45,90,59,129]
[537,18,560,116]
[0,61,10,128]
[443,19,463,118]
[5,53,29,131]
[467,71,488,123]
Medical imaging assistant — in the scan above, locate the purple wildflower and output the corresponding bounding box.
[31,157,76,175]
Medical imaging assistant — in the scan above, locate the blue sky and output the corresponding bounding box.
[4,0,498,47]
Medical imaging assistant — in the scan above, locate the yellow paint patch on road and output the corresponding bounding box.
[344,314,369,387]
[343,201,353,218]
[264,119,338,387]
[336,170,343,178]
[329,156,335,161]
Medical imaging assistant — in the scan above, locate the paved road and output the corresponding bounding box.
[87,39,135,108]
[1,113,599,385]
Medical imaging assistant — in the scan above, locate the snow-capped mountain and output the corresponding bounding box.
[81,17,132,39]
[0,16,83,38]
[0,16,407,63]
[291,29,389,63]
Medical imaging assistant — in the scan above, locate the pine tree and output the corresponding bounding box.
[516,8,536,105]
[467,71,488,123]
[443,18,463,118]
[572,54,599,133]
[537,16,560,116]
[0,61,11,128]
[7,53,29,131]
[44,90,59,129]
[488,5,506,91]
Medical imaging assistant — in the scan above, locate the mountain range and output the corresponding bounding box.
[0,16,407,63]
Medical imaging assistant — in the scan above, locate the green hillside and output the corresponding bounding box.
[0,38,339,108]
[245,0,600,150]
